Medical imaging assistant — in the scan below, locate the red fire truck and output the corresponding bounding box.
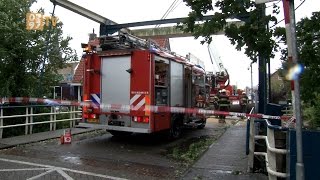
[81,31,208,138]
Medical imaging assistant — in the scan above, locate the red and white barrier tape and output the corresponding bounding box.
[0,97,293,121]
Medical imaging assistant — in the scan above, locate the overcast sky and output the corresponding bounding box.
[31,0,320,89]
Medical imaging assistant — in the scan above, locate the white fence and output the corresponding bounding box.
[0,105,82,139]
[247,108,289,180]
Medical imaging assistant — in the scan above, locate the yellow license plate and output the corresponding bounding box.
[87,118,99,123]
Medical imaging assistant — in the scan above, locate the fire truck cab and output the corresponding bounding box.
[82,31,207,138]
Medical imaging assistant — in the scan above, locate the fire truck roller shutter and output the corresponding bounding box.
[170,61,184,107]
[100,56,131,126]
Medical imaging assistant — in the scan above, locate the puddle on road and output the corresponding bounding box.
[210,169,233,174]
[59,155,83,165]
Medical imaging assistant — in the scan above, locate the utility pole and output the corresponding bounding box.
[284,0,305,179]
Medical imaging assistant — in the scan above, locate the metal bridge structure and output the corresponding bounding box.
[50,0,244,39]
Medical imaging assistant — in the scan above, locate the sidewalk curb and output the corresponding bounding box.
[0,127,101,150]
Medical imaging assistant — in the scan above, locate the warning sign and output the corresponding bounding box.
[62,129,72,144]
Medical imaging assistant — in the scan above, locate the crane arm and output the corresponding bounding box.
[207,44,225,73]
[50,0,117,25]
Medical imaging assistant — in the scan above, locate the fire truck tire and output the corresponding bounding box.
[197,118,206,129]
[108,130,132,137]
[168,114,183,139]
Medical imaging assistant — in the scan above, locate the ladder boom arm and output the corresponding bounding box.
[50,0,117,25]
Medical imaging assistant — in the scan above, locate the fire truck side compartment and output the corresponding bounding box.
[153,55,170,131]
[170,61,184,107]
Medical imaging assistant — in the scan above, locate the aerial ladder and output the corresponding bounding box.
[207,43,230,94]
[207,43,247,112]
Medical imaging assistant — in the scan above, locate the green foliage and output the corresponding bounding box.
[2,106,27,138]
[303,94,320,129]
[180,0,280,62]
[275,12,320,105]
[270,70,291,103]
[297,12,320,104]
[0,0,77,98]
[168,136,215,163]
[2,105,73,138]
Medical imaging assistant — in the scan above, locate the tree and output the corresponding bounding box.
[274,11,320,104]
[179,0,280,62]
[269,69,291,103]
[0,0,77,98]
[296,12,320,104]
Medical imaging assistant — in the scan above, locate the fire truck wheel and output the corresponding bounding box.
[197,118,206,129]
[168,115,183,139]
[108,130,132,137]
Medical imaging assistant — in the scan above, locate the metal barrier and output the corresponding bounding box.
[247,110,290,180]
[0,105,82,139]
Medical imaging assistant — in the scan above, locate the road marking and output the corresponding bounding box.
[0,157,53,168]
[26,168,56,180]
[0,157,128,180]
[0,168,50,171]
[56,168,74,180]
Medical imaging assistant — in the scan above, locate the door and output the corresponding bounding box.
[101,56,131,113]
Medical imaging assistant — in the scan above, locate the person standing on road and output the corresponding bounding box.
[240,92,249,113]
[218,89,230,123]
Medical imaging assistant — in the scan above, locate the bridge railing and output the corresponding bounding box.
[0,105,82,139]
[247,108,289,180]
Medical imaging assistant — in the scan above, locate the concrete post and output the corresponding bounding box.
[267,127,277,180]
[53,107,57,131]
[72,106,76,127]
[29,107,33,134]
[247,117,256,172]
[50,106,53,131]
[0,108,3,139]
[70,106,73,128]
[25,107,29,135]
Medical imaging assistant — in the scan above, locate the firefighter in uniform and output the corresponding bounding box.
[196,90,205,108]
[240,92,249,113]
[213,94,219,110]
[218,89,230,123]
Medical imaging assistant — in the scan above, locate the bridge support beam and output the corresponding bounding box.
[130,21,244,39]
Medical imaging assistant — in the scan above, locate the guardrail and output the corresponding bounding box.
[0,105,82,139]
[247,109,289,180]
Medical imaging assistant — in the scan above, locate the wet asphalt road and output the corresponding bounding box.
[0,118,232,180]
